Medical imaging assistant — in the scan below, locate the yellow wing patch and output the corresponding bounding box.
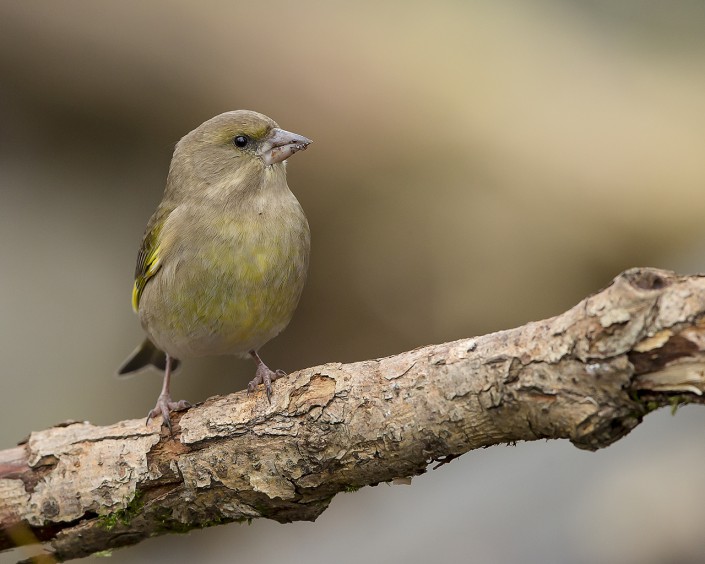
[132,247,161,311]
[131,218,166,312]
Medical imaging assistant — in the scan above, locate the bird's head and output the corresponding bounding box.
[168,110,311,197]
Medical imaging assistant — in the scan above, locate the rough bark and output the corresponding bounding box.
[2,267,705,562]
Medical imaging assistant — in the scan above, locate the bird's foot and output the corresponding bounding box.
[247,364,287,403]
[146,394,191,431]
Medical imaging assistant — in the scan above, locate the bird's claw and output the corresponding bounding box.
[145,394,191,431]
[247,366,287,403]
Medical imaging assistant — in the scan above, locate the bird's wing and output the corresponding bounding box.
[131,210,169,311]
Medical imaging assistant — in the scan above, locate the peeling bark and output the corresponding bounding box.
[2,267,705,562]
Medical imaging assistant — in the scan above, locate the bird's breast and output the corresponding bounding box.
[139,193,310,358]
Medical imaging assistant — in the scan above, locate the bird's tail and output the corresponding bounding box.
[117,338,180,377]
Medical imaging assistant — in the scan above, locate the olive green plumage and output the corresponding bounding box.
[118,110,311,427]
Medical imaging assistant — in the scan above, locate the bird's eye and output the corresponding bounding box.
[233,135,249,148]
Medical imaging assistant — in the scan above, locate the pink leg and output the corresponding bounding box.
[246,350,286,403]
[146,354,191,431]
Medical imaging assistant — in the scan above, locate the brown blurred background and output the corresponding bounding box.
[2,1,705,563]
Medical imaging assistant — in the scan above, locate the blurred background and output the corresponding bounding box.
[1,1,705,562]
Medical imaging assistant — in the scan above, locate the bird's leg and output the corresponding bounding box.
[247,350,286,403]
[146,354,191,431]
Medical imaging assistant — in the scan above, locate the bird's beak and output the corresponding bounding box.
[259,128,312,166]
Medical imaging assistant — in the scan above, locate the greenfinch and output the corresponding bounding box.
[118,110,311,429]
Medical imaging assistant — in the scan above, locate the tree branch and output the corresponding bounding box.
[3,267,705,561]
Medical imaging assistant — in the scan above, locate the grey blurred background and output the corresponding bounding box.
[2,1,705,563]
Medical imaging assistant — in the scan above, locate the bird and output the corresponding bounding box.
[117,110,311,430]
